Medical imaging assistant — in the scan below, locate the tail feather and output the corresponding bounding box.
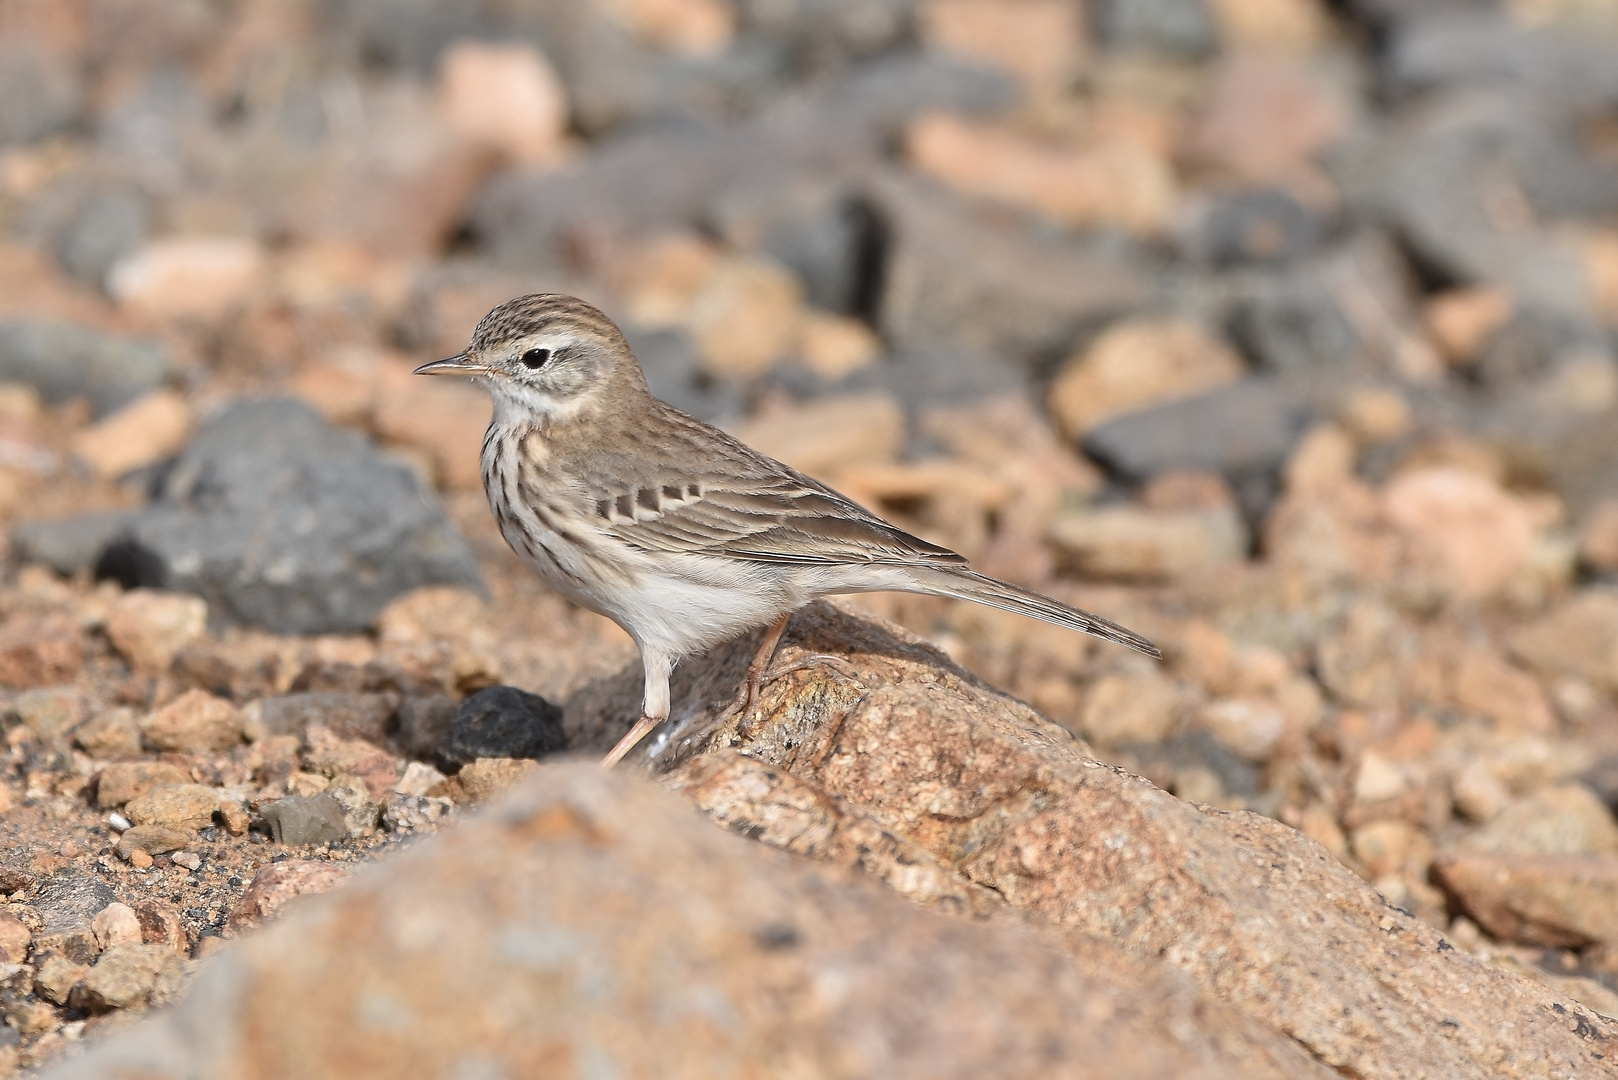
[906,568,1162,659]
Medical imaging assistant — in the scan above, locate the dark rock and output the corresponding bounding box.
[80,397,483,635]
[871,173,1147,361]
[710,178,883,315]
[32,876,119,962]
[0,36,81,148]
[0,320,169,417]
[243,693,399,745]
[1089,0,1219,57]
[1387,10,1618,111]
[260,795,350,847]
[471,55,1014,272]
[26,178,152,287]
[1180,188,1324,266]
[437,685,567,767]
[735,0,914,72]
[0,867,37,895]
[11,510,143,577]
[621,325,743,423]
[1082,379,1314,494]
[394,694,460,759]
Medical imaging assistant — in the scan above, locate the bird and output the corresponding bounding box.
[417,293,1161,768]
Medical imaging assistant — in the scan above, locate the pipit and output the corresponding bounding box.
[419,294,1160,768]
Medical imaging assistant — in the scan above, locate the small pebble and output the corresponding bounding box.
[127,850,153,869]
[107,812,131,832]
[171,851,201,871]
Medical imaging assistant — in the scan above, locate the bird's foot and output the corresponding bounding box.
[731,654,865,739]
[600,713,663,769]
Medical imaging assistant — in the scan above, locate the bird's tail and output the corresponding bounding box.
[904,567,1162,659]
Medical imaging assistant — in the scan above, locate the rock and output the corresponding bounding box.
[29,177,149,286]
[793,312,881,379]
[114,826,191,861]
[49,764,1343,1080]
[393,761,448,798]
[71,390,193,479]
[1459,784,1618,857]
[95,761,191,809]
[370,359,491,490]
[437,40,569,166]
[1198,698,1287,762]
[1425,286,1514,368]
[105,589,208,674]
[1048,319,1246,440]
[563,600,1613,1076]
[132,900,186,954]
[1187,51,1348,194]
[0,614,83,690]
[0,868,36,896]
[259,795,350,847]
[322,775,378,838]
[74,943,176,1013]
[139,690,243,753]
[8,687,82,737]
[729,393,905,477]
[226,861,352,933]
[710,179,882,316]
[456,757,539,803]
[0,320,169,418]
[0,33,80,148]
[1349,819,1430,881]
[1077,671,1185,746]
[1508,590,1618,694]
[380,793,454,834]
[32,876,118,962]
[1047,503,1247,581]
[1177,186,1324,265]
[392,695,458,759]
[871,173,1148,359]
[90,904,142,952]
[1113,730,1261,806]
[33,955,87,1006]
[241,693,398,745]
[0,912,30,963]
[904,112,1177,235]
[11,511,143,577]
[106,236,266,322]
[1381,467,1537,600]
[918,0,1087,92]
[1090,0,1219,55]
[687,255,805,380]
[1434,853,1618,948]
[1453,759,1512,823]
[437,685,567,767]
[124,786,221,834]
[90,397,484,635]
[1579,499,1618,573]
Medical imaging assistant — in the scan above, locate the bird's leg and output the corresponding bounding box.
[725,612,792,725]
[601,648,673,769]
[600,714,662,769]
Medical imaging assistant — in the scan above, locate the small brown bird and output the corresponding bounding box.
[419,294,1160,767]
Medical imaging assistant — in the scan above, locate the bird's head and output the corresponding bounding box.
[415,293,647,421]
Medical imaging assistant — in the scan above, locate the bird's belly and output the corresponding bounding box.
[592,557,807,658]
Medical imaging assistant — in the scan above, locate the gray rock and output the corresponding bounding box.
[710,179,882,315]
[621,325,743,422]
[27,179,152,287]
[0,320,169,417]
[11,510,143,576]
[32,876,119,963]
[1179,188,1324,267]
[1082,378,1314,487]
[871,173,1148,361]
[1387,10,1618,111]
[0,36,81,148]
[437,685,566,767]
[87,397,483,635]
[735,0,914,71]
[394,694,459,759]
[243,693,399,745]
[1090,0,1219,57]
[260,795,350,847]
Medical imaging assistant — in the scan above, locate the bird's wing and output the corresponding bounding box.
[589,468,968,567]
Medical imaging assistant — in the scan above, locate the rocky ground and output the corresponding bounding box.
[0,0,1614,1075]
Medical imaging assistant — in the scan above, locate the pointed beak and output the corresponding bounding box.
[414,353,487,376]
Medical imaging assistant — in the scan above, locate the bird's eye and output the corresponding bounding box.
[520,347,551,369]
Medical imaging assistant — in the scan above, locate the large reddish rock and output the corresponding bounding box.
[566,601,1616,1078]
[1434,853,1618,948]
[41,766,1326,1080]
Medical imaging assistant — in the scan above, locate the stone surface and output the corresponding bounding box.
[1382,467,1537,600]
[729,393,905,477]
[0,913,30,964]
[437,40,568,166]
[1047,504,1246,581]
[90,904,142,952]
[259,795,350,847]
[71,390,193,480]
[0,321,169,418]
[1048,319,1246,440]
[114,826,191,860]
[0,615,83,689]
[1434,852,1618,948]
[107,237,266,322]
[138,690,243,754]
[436,685,567,767]
[226,861,352,933]
[1459,784,1618,857]
[78,398,483,634]
[123,786,221,834]
[1510,590,1618,694]
[46,765,1338,1080]
[74,943,177,1013]
[242,693,398,745]
[105,590,207,675]
[95,762,192,809]
[564,601,1613,1078]
[455,757,539,803]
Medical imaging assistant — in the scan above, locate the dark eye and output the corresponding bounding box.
[520,348,551,369]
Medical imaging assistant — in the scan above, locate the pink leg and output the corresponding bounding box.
[732,612,792,720]
[600,714,663,769]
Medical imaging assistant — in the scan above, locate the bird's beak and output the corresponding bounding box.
[414,353,487,376]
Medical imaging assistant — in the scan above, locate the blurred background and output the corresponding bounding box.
[0,0,1617,1063]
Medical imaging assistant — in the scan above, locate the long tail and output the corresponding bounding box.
[904,567,1162,659]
